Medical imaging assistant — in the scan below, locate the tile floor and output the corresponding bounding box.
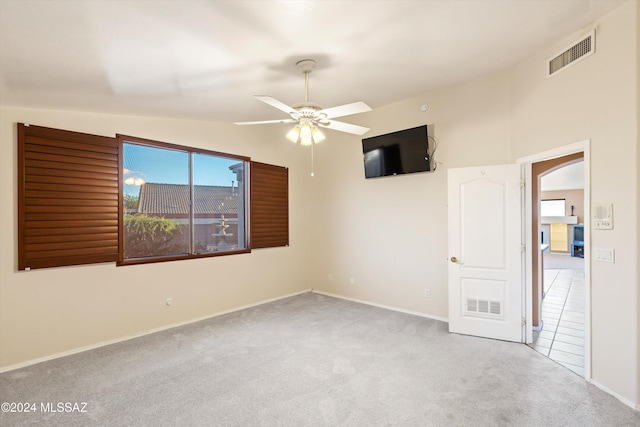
[530,261,585,376]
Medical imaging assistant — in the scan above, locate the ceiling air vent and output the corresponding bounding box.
[548,29,595,77]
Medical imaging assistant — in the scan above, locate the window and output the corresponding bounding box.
[17,123,288,270]
[541,199,566,216]
[119,136,249,264]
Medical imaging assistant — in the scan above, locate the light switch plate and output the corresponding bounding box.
[593,247,615,263]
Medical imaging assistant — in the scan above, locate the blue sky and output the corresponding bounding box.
[123,143,242,196]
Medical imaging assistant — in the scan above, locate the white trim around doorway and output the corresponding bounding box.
[517,140,591,382]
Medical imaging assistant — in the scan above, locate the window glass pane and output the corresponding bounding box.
[541,199,566,216]
[123,143,190,259]
[193,153,246,253]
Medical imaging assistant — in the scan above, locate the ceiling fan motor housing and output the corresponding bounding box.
[292,102,326,121]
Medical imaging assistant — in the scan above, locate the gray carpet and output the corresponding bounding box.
[1,292,637,426]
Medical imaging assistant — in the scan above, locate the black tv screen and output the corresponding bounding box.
[362,125,430,179]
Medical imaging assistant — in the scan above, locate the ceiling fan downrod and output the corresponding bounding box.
[296,59,316,103]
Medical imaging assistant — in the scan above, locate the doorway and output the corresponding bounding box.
[519,141,591,380]
[532,158,585,375]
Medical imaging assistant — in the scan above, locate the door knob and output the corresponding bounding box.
[450,256,458,263]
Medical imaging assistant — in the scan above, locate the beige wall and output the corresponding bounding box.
[0,0,637,411]
[310,1,638,407]
[0,108,313,368]
[307,67,512,320]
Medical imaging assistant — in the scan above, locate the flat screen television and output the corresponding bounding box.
[362,125,430,179]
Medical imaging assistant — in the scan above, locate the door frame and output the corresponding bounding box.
[517,140,591,381]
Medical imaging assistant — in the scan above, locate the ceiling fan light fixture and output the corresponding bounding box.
[299,122,313,146]
[287,120,324,145]
[286,126,300,143]
[312,126,325,143]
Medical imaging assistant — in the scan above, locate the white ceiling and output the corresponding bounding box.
[0,0,625,124]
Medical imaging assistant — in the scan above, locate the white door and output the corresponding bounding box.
[448,165,523,342]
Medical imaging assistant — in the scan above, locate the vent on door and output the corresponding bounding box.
[466,298,502,317]
[548,30,595,77]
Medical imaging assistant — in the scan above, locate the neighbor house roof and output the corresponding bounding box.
[137,183,238,215]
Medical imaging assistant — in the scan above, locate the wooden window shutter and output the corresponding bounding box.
[18,123,119,270]
[250,161,289,249]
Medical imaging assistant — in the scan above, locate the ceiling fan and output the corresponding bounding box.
[234,59,371,145]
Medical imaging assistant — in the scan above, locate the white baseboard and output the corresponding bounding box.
[590,378,640,411]
[312,289,449,323]
[0,289,311,374]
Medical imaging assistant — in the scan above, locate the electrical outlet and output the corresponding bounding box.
[166,297,173,307]
[349,277,355,285]
[424,289,430,298]
[328,274,333,282]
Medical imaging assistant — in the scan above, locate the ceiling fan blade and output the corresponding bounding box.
[255,96,296,115]
[319,120,370,135]
[318,101,372,119]
[234,118,296,125]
